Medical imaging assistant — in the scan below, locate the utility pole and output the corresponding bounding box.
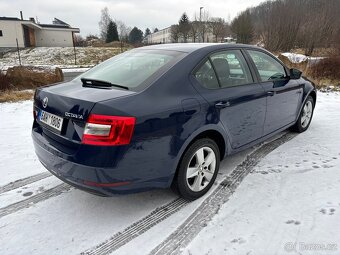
[72,32,77,65]
[199,7,204,43]
[16,38,22,66]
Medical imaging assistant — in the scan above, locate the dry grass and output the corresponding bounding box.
[0,72,13,91]
[306,56,340,89]
[308,56,340,80]
[0,90,34,103]
[308,78,340,91]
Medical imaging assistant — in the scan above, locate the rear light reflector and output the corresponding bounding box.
[33,105,38,120]
[33,109,37,120]
[82,114,135,146]
[83,180,131,187]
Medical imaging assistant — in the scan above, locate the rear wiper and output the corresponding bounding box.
[81,78,129,90]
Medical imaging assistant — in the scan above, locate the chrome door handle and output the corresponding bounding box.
[215,101,230,109]
[267,91,275,96]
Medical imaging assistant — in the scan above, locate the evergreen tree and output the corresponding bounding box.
[106,20,119,43]
[145,28,151,37]
[129,27,143,44]
[178,12,191,42]
[153,28,159,33]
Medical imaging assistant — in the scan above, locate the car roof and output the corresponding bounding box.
[139,43,262,53]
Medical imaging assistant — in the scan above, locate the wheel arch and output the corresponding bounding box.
[295,88,317,123]
[309,90,317,106]
[169,125,229,187]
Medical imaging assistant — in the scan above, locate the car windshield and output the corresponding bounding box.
[78,49,185,91]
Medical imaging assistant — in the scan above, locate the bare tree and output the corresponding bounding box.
[298,0,338,55]
[74,34,85,47]
[170,24,180,43]
[209,17,227,42]
[229,0,340,52]
[116,20,130,42]
[198,10,210,42]
[230,10,253,44]
[98,7,112,41]
[189,14,200,43]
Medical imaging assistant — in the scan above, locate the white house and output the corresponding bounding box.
[0,16,80,48]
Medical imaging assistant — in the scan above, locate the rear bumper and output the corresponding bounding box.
[32,129,170,196]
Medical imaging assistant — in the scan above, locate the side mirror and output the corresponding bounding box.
[289,68,302,79]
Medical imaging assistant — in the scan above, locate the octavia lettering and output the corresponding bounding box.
[65,112,84,119]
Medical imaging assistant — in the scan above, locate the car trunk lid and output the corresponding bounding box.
[34,80,136,151]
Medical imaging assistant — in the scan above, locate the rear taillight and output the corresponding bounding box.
[82,114,135,146]
[33,107,37,120]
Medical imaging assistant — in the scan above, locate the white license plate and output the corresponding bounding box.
[39,110,64,132]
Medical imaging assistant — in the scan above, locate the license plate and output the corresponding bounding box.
[39,110,63,132]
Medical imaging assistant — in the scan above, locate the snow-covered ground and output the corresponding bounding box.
[184,93,340,255]
[281,52,323,64]
[0,47,126,71]
[0,92,339,255]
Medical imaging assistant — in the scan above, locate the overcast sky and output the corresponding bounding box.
[1,0,266,36]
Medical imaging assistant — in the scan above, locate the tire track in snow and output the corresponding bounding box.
[0,183,71,219]
[82,132,296,255]
[149,132,297,255]
[81,198,189,255]
[0,172,52,194]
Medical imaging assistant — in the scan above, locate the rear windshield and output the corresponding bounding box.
[78,49,185,91]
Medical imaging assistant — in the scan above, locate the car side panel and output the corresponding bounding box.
[261,80,303,134]
[192,81,266,149]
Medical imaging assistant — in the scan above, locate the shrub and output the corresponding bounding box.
[0,71,13,91]
[308,56,340,80]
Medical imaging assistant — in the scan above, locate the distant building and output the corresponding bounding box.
[145,27,172,44]
[223,37,236,44]
[0,16,80,48]
[145,25,233,44]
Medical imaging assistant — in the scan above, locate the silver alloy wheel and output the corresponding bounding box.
[301,100,313,128]
[186,146,216,192]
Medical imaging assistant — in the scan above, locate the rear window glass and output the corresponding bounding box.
[78,49,185,91]
[194,60,220,89]
[210,50,253,88]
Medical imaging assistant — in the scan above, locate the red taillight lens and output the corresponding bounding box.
[82,114,135,146]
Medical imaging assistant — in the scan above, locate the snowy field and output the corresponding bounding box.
[0,92,339,255]
[0,47,125,71]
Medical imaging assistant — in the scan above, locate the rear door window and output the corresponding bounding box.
[210,50,253,88]
[248,50,287,81]
[194,60,220,89]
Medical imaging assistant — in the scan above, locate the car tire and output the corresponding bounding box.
[172,138,220,200]
[292,95,315,133]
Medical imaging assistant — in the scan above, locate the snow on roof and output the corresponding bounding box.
[0,16,79,32]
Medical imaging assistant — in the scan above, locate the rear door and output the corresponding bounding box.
[193,49,266,149]
[246,50,303,135]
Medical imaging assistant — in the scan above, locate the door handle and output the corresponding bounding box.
[215,101,230,109]
[267,91,275,96]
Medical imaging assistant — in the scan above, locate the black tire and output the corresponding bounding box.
[172,138,220,200]
[291,95,315,133]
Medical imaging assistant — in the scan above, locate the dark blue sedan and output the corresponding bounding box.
[32,44,316,200]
